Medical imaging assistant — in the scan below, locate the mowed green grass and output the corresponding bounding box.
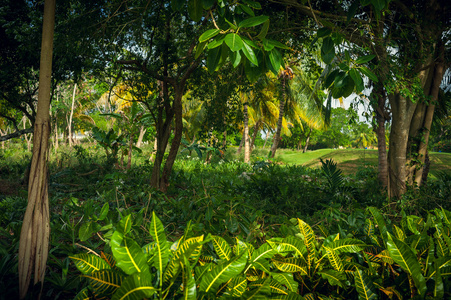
[274,148,451,178]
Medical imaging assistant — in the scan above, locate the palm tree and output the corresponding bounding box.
[270,67,294,158]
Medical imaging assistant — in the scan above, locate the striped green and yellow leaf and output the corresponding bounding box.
[70,253,111,275]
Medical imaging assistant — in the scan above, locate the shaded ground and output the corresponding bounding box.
[0,179,24,196]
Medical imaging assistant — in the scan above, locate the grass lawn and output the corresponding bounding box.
[274,148,451,177]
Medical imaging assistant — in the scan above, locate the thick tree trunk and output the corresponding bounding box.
[270,77,286,158]
[243,103,250,164]
[18,0,54,298]
[388,92,417,198]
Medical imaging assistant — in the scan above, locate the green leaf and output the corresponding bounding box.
[99,203,109,221]
[434,262,444,299]
[70,254,111,275]
[269,48,282,73]
[224,275,247,297]
[171,0,185,11]
[199,251,248,293]
[317,27,332,38]
[163,235,206,285]
[324,247,343,272]
[358,66,378,82]
[267,39,290,49]
[149,212,169,277]
[319,270,346,288]
[321,37,335,64]
[263,39,275,51]
[326,239,366,254]
[73,287,90,300]
[242,39,258,66]
[207,47,221,73]
[111,271,156,300]
[182,255,197,300]
[212,235,232,260]
[116,214,132,235]
[349,69,364,93]
[239,4,255,16]
[256,20,270,40]
[386,232,427,296]
[242,0,262,9]
[188,0,203,22]
[272,273,298,292]
[354,269,378,300]
[272,257,308,274]
[347,1,359,22]
[367,207,387,240]
[239,15,269,28]
[297,219,316,262]
[207,36,225,49]
[324,69,340,88]
[199,29,221,43]
[84,269,123,296]
[111,233,150,275]
[371,0,386,11]
[224,33,244,52]
[202,0,215,9]
[195,41,207,59]
[243,278,271,298]
[230,51,242,68]
[79,221,101,242]
[267,236,307,259]
[355,54,376,64]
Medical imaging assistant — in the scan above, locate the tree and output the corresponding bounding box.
[275,0,451,197]
[18,0,55,298]
[270,67,294,157]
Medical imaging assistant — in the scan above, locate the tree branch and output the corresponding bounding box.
[0,127,34,142]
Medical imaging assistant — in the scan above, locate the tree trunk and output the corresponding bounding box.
[237,130,245,154]
[126,130,134,170]
[270,77,286,158]
[222,130,227,148]
[409,43,445,186]
[243,103,250,164]
[388,92,417,198]
[136,125,146,148]
[68,83,76,148]
[250,121,261,152]
[150,81,173,189]
[18,0,55,298]
[160,87,184,191]
[303,128,311,153]
[373,82,389,188]
[263,129,270,148]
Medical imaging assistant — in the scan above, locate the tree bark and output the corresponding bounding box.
[270,76,287,158]
[136,125,146,148]
[243,102,250,164]
[373,82,389,188]
[388,92,417,198]
[250,121,261,152]
[410,43,445,185]
[160,87,183,191]
[18,0,55,298]
[237,130,245,154]
[303,128,311,153]
[68,83,76,148]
